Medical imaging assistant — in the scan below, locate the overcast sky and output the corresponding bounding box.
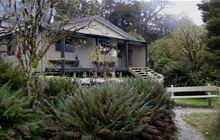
[165,0,203,25]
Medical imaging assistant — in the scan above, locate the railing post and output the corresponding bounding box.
[171,85,174,97]
[61,38,65,74]
[207,83,212,107]
[145,43,148,67]
[94,72,97,78]
[125,41,128,68]
[120,72,122,78]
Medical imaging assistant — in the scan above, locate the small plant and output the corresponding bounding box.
[0,82,45,139]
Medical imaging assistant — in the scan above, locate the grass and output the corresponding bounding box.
[175,98,219,108]
[183,112,220,140]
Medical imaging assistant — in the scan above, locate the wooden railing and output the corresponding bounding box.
[166,84,219,107]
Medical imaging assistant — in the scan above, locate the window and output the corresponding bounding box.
[55,41,61,51]
[65,43,75,52]
[55,40,75,52]
[99,39,110,48]
[99,39,110,55]
[7,45,16,56]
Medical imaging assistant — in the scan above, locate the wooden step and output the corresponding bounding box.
[133,70,141,72]
[139,72,146,74]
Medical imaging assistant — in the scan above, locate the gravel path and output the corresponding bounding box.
[174,107,216,140]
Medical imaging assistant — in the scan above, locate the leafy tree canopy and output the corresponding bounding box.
[198,0,220,70]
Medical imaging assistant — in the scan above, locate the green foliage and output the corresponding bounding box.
[41,93,82,139]
[150,19,219,86]
[162,61,219,86]
[189,64,219,86]
[109,0,173,41]
[128,31,145,41]
[45,78,176,140]
[0,83,45,139]
[162,61,193,86]
[43,76,79,96]
[161,61,215,86]
[198,0,220,71]
[150,19,206,71]
[0,60,25,90]
[149,37,183,65]
[153,58,173,73]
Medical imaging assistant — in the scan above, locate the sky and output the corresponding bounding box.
[165,0,203,25]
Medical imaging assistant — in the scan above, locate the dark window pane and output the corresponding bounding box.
[55,41,75,52]
[55,41,61,51]
[65,43,75,52]
[7,45,16,56]
[99,39,110,55]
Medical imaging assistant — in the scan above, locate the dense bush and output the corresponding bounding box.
[189,64,220,86]
[0,60,25,90]
[44,78,176,140]
[42,93,82,139]
[152,59,219,87]
[153,58,173,74]
[162,61,193,86]
[0,82,44,139]
[43,76,79,96]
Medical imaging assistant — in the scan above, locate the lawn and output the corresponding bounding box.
[183,112,220,140]
[175,98,219,108]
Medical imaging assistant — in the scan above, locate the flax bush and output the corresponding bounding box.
[0,82,45,139]
[0,60,25,90]
[43,76,79,96]
[45,78,176,140]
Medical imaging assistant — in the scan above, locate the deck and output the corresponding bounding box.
[45,67,130,77]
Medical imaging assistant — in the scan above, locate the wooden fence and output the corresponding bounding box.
[166,84,219,106]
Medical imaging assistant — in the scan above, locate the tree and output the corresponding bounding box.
[56,0,102,18]
[149,37,182,65]
[149,19,219,86]
[171,19,205,71]
[150,19,206,72]
[101,0,116,19]
[198,0,220,71]
[109,0,177,41]
[109,1,140,31]
[0,0,88,96]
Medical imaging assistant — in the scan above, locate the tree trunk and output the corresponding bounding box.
[26,74,36,96]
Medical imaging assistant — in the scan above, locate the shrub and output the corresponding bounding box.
[162,61,193,86]
[45,78,176,140]
[189,64,219,86]
[0,60,25,90]
[153,58,173,73]
[161,61,219,86]
[43,76,79,96]
[42,93,82,139]
[0,82,45,139]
